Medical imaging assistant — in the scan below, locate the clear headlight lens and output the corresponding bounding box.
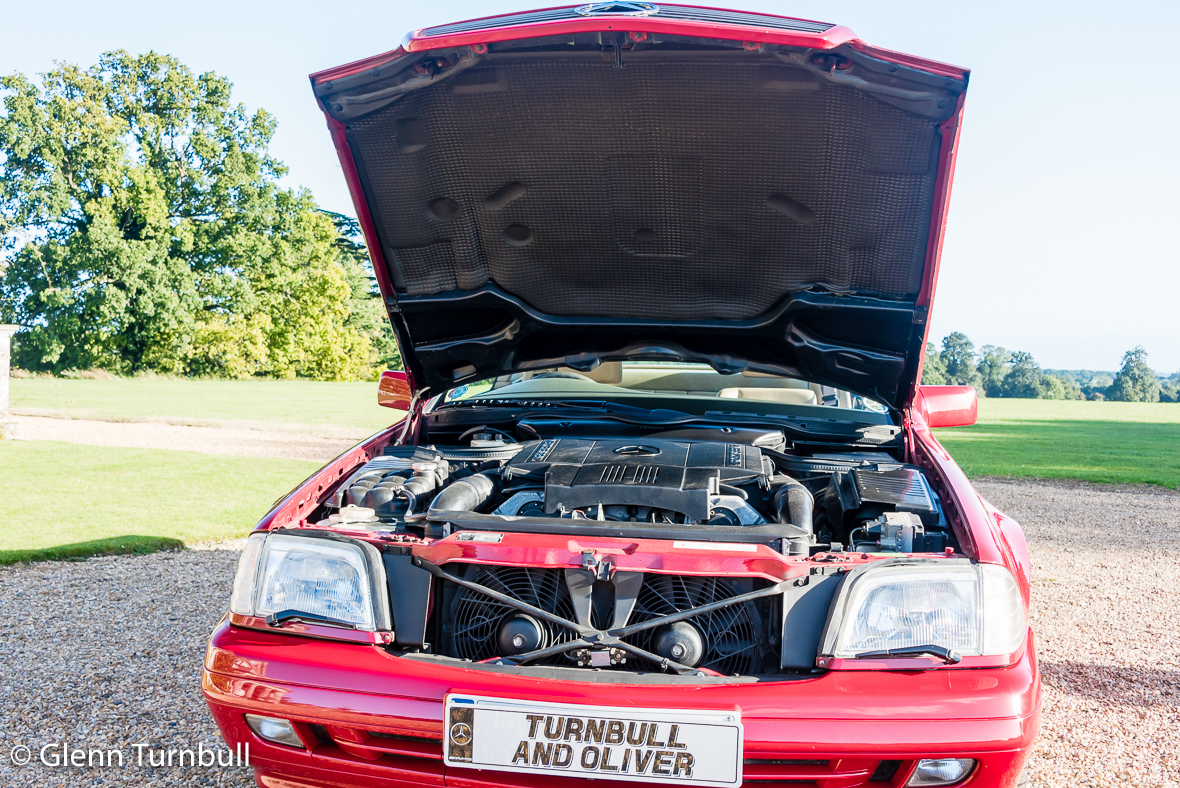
[229,533,379,631]
[832,562,1025,659]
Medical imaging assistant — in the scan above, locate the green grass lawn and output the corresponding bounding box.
[936,398,1180,488]
[0,441,318,564]
[9,377,397,432]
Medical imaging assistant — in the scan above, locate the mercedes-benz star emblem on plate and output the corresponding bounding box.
[450,722,473,745]
[575,2,660,17]
[614,444,662,456]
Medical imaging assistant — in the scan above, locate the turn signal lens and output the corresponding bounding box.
[906,758,976,786]
[244,714,305,749]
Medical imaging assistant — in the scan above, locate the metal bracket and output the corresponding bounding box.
[581,550,615,580]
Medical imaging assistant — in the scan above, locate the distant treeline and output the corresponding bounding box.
[923,334,1180,402]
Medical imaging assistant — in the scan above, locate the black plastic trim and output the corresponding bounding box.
[780,572,844,669]
[382,551,434,647]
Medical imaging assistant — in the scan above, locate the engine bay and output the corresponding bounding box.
[278,410,966,677]
[322,431,955,557]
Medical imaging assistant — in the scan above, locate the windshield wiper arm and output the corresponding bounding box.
[446,398,693,423]
[547,400,693,420]
[265,610,359,630]
[852,645,962,664]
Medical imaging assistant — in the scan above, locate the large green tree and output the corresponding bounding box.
[1107,346,1160,402]
[977,345,1011,398]
[999,351,1047,398]
[0,52,380,379]
[940,331,982,390]
[1042,373,1084,400]
[921,341,947,384]
[1161,377,1179,403]
[321,210,402,372]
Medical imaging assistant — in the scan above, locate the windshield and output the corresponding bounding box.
[442,363,889,415]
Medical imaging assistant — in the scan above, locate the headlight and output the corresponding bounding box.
[821,560,1025,660]
[229,532,390,632]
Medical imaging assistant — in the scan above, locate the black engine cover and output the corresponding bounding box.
[504,439,767,521]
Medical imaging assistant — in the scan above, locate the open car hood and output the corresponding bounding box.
[311,4,968,410]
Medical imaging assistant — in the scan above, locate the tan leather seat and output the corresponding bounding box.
[551,362,623,384]
[717,387,818,405]
[582,361,622,384]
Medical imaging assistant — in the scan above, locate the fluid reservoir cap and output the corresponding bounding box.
[329,505,378,523]
[411,461,438,473]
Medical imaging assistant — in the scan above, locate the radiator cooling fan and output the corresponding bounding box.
[448,567,580,663]
[627,575,762,675]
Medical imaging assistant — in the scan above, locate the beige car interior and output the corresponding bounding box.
[492,363,856,408]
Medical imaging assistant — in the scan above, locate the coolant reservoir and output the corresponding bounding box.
[328,505,379,524]
[470,432,512,448]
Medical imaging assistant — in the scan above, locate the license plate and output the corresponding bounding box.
[443,694,743,786]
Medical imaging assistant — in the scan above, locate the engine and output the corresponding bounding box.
[495,438,771,525]
[326,437,953,556]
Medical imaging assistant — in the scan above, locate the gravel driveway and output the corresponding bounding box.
[1,478,1177,787]
[976,479,1180,788]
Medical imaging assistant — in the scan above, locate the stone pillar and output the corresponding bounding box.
[0,325,21,440]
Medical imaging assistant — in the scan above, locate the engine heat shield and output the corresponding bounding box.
[503,439,768,522]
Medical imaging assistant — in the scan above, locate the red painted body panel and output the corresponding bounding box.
[377,370,413,410]
[405,17,858,55]
[915,385,979,428]
[207,8,1035,787]
[204,620,1038,787]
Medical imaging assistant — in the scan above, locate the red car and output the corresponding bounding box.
[203,5,1039,788]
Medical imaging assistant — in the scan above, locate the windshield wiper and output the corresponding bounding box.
[445,399,899,445]
[550,400,693,420]
[265,610,359,630]
[446,398,694,423]
[852,645,962,664]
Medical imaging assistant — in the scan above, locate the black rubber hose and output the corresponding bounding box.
[771,475,814,537]
[428,473,497,513]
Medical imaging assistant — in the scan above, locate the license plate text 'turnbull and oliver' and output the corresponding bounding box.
[443,695,743,787]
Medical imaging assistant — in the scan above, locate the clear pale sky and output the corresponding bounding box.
[4,0,1178,372]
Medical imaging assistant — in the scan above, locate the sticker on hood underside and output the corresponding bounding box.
[672,540,758,552]
[454,532,503,542]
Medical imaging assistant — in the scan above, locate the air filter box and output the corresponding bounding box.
[824,466,939,528]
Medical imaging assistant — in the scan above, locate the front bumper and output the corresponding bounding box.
[203,620,1040,788]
